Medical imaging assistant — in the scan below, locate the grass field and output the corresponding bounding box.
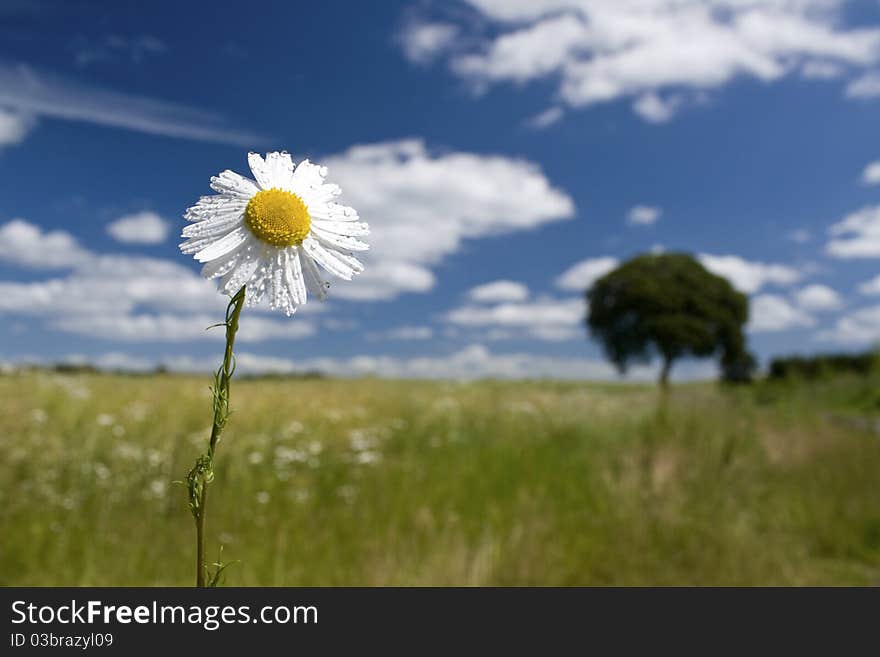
[2,370,880,586]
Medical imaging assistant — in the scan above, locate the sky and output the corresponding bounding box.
[1,0,880,380]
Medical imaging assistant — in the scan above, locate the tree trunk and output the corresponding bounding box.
[659,356,673,387]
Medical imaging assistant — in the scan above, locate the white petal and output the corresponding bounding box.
[245,251,275,306]
[181,212,244,239]
[312,219,369,236]
[333,251,365,274]
[309,202,359,222]
[285,248,307,306]
[300,248,329,301]
[267,250,297,316]
[311,225,369,252]
[210,170,259,199]
[300,183,341,207]
[266,152,295,190]
[201,239,255,280]
[290,159,326,194]
[180,230,241,255]
[249,152,294,190]
[220,251,259,295]
[302,235,355,280]
[184,195,247,223]
[194,226,248,263]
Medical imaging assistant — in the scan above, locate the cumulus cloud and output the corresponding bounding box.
[53,312,314,343]
[825,205,880,258]
[368,325,434,341]
[627,205,662,226]
[0,219,316,342]
[399,21,460,64]
[106,211,170,244]
[861,160,880,185]
[818,305,880,344]
[0,219,91,268]
[794,284,842,312]
[0,134,575,337]
[325,139,574,300]
[801,60,844,78]
[415,0,880,122]
[749,294,815,332]
[0,107,35,147]
[846,70,880,97]
[699,253,802,293]
[468,280,530,303]
[632,93,682,123]
[555,256,618,291]
[857,274,880,295]
[446,296,584,341]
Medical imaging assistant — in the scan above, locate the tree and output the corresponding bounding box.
[586,253,753,386]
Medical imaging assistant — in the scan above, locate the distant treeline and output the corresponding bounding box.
[767,352,879,380]
[6,363,327,380]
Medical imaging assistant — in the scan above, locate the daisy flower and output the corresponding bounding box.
[180,151,369,315]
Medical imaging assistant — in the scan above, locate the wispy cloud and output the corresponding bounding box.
[71,34,168,68]
[0,61,268,146]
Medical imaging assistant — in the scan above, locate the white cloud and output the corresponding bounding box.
[846,70,880,97]
[749,294,815,332]
[53,312,313,343]
[0,107,35,147]
[0,219,317,343]
[72,34,168,68]
[0,219,91,268]
[447,296,584,341]
[788,228,811,243]
[57,344,712,381]
[324,139,574,300]
[627,204,662,226]
[555,256,618,291]
[794,284,842,312]
[699,253,802,293]
[861,160,880,185]
[818,305,880,344]
[825,205,880,258]
[526,106,565,129]
[422,1,880,122]
[368,325,434,341]
[801,60,844,78]
[468,280,530,303]
[452,13,589,83]
[632,93,682,123]
[400,21,460,64]
[0,61,265,145]
[106,211,170,244]
[328,261,435,301]
[857,273,880,295]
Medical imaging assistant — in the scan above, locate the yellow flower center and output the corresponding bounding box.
[244,188,311,247]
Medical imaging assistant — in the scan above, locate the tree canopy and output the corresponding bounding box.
[586,253,753,385]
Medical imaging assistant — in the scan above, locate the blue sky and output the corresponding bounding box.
[1,0,880,379]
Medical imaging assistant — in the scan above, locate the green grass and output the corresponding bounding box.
[2,371,880,586]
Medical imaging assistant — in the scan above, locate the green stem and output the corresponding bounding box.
[191,285,246,587]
